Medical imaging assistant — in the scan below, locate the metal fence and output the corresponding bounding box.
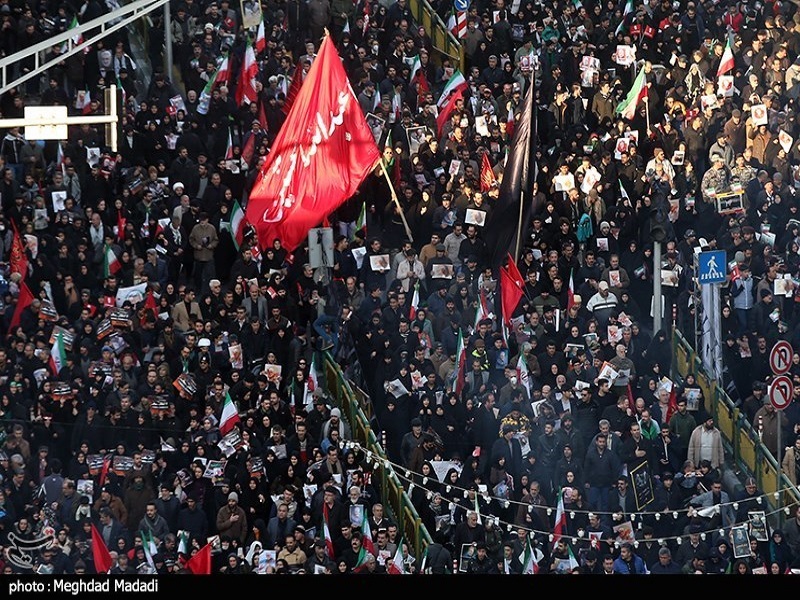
[321,352,434,559]
[321,330,794,556]
[672,329,800,525]
[408,0,464,72]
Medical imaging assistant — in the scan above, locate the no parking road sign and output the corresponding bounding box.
[769,375,794,410]
[770,340,793,376]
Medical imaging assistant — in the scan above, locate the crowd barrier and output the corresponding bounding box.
[672,329,800,526]
[317,330,789,558]
[322,352,434,560]
[407,0,465,73]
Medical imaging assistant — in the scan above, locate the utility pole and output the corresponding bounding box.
[164,1,173,79]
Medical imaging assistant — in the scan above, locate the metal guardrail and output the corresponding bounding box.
[0,0,169,95]
[408,0,464,72]
[322,352,434,559]
[672,329,800,527]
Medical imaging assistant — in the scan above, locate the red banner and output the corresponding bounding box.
[500,254,525,325]
[9,280,34,330]
[91,523,113,573]
[480,152,497,192]
[9,221,27,278]
[246,36,380,252]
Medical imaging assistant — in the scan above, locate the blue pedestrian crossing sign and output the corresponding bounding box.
[698,250,727,285]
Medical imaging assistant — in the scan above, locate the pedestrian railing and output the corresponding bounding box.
[672,329,800,524]
[322,352,434,559]
[408,0,465,73]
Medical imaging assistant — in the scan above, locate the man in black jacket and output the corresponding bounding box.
[583,433,622,528]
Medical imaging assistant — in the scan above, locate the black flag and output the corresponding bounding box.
[482,78,537,270]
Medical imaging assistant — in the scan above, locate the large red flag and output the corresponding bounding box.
[281,61,304,116]
[665,383,679,424]
[246,35,381,252]
[241,132,257,167]
[116,209,126,243]
[91,523,113,573]
[499,252,525,325]
[9,222,28,278]
[480,152,497,192]
[500,269,523,326]
[9,280,34,330]
[505,253,525,291]
[415,70,430,106]
[98,455,111,487]
[144,290,158,320]
[257,99,268,130]
[185,542,213,574]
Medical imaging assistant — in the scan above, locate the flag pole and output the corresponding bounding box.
[514,146,529,264]
[378,159,414,243]
[644,93,650,133]
[513,77,534,264]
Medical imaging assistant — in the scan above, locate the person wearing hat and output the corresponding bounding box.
[305,537,337,573]
[216,490,248,544]
[586,279,618,328]
[320,405,352,444]
[701,146,732,203]
[753,287,781,340]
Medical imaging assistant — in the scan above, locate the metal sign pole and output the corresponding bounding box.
[653,240,662,332]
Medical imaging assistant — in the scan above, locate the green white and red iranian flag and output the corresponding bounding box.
[49,331,67,376]
[615,68,647,120]
[219,391,241,436]
[103,244,120,277]
[230,199,247,250]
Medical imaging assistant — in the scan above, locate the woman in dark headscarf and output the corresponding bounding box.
[220,551,250,573]
[430,402,460,461]
[721,303,738,341]
[409,460,439,519]
[643,329,673,375]
[239,476,272,527]
[620,238,650,311]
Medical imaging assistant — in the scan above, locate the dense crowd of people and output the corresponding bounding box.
[2,0,800,576]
